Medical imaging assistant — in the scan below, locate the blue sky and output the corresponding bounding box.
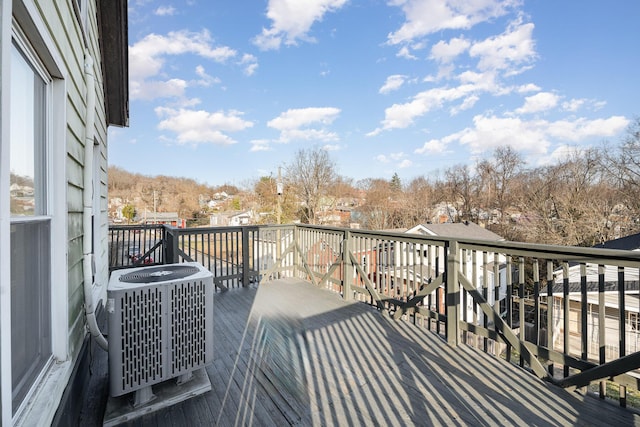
[108,0,640,188]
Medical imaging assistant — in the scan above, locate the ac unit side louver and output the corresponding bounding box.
[107,262,214,399]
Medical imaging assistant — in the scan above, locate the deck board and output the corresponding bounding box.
[83,278,640,426]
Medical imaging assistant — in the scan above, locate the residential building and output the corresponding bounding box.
[210,210,253,226]
[1,1,128,425]
[545,233,640,361]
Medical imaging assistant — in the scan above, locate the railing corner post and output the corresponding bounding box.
[446,240,460,347]
[343,230,352,300]
[164,225,180,264]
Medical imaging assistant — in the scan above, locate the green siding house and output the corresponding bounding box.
[0,1,127,425]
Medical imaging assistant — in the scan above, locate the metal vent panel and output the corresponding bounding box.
[117,286,165,393]
[169,280,211,375]
[108,262,214,397]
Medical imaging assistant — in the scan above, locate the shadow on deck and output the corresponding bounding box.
[83,279,640,426]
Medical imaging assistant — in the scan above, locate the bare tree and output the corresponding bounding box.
[402,175,435,226]
[603,117,640,234]
[444,164,475,222]
[355,178,395,230]
[285,147,337,224]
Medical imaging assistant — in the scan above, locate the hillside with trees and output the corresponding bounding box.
[109,118,640,247]
[108,166,243,225]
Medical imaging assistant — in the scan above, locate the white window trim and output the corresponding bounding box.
[3,1,69,425]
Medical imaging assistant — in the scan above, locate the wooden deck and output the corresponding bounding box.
[83,279,640,426]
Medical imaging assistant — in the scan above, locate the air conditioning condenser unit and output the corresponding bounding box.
[103,262,214,425]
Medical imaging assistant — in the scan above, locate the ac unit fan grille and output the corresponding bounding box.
[119,265,200,283]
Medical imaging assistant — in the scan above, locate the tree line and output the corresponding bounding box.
[269,118,640,247]
[110,118,640,247]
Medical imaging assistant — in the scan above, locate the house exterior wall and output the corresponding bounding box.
[552,297,640,362]
[0,1,111,425]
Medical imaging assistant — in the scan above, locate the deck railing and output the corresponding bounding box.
[108,223,640,407]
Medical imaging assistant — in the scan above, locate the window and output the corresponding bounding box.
[9,39,52,414]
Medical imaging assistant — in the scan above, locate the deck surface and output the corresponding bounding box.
[83,279,640,426]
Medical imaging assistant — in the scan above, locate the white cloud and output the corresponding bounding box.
[562,98,585,112]
[267,107,341,143]
[387,0,518,45]
[517,83,541,93]
[546,116,629,141]
[239,54,259,76]
[155,6,176,16]
[469,19,536,73]
[541,144,584,165]
[396,46,418,60]
[131,78,188,100]
[415,137,451,154]
[322,144,342,151]
[376,152,412,169]
[515,91,559,114]
[418,114,629,158]
[370,84,477,133]
[250,139,272,152]
[253,0,348,50]
[398,159,413,168]
[194,65,220,87]
[561,98,606,113]
[129,30,238,100]
[379,75,407,94]
[155,107,254,145]
[457,115,549,153]
[450,94,479,115]
[430,37,470,63]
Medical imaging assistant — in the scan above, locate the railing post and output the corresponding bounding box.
[276,227,282,278]
[293,225,300,279]
[446,240,460,347]
[342,230,352,300]
[242,226,250,287]
[164,225,180,264]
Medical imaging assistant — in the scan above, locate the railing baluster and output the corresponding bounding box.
[519,257,525,368]
[547,260,555,378]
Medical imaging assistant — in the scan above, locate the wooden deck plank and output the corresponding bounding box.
[83,278,640,426]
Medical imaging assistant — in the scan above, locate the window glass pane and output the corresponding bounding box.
[10,44,47,216]
[9,40,51,414]
[10,220,51,412]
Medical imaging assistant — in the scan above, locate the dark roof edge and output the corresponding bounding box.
[98,0,129,127]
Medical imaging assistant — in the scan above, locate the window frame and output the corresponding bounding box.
[3,7,68,423]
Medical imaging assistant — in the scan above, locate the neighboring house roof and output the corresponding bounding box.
[593,232,640,251]
[544,232,640,295]
[406,222,504,241]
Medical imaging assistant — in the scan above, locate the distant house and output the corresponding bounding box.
[406,221,506,242]
[544,232,640,361]
[142,211,184,227]
[1,1,128,425]
[210,210,253,226]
